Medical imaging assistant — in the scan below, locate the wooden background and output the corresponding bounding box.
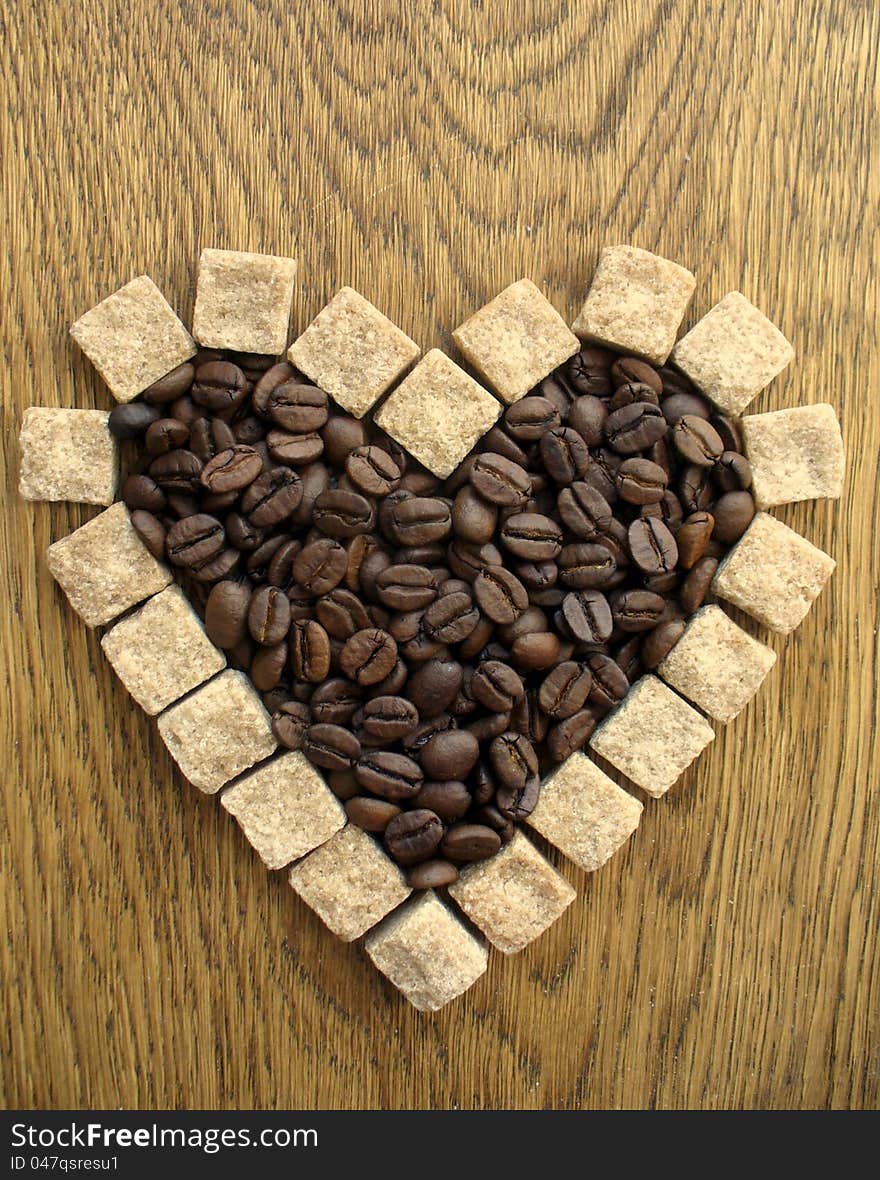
[1,0,877,1111]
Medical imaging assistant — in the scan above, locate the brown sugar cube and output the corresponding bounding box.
[19,408,118,505]
[192,248,298,356]
[288,287,419,418]
[571,246,696,366]
[670,291,793,414]
[657,605,777,724]
[589,675,714,799]
[46,501,172,628]
[711,512,836,635]
[742,404,845,509]
[448,831,576,954]
[365,891,488,1012]
[372,349,501,478]
[527,752,643,873]
[70,275,196,403]
[100,584,225,715]
[288,824,411,942]
[221,751,346,870]
[157,670,277,795]
[452,278,580,404]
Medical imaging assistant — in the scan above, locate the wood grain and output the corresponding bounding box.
[1,0,877,1110]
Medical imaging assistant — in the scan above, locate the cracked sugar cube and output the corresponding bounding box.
[365,890,488,1012]
[670,291,793,414]
[711,512,836,635]
[571,246,696,367]
[452,278,579,404]
[47,501,172,628]
[742,404,844,509]
[70,275,196,403]
[19,408,118,505]
[448,831,575,954]
[657,605,777,724]
[101,584,225,715]
[373,349,501,478]
[157,670,277,794]
[192,248,298,356]
[288,287,419,418]
[221,751,345,870]
[527,752,643,873]
[589,675,714,799]
[288,824,411,942]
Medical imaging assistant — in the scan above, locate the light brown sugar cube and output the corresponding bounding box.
[448,831,576,954]
[100,585,225,715]
[288,824,411,942]
[711,512,836,635]
[742,404,844,509]
[19,408,118,505]
[46,501,172,628]
[365,890,488,1012]
[589,675,714,799]
[157,670,277,795]
[221,751,346,870]
[571,246,696,366]
[288,287,419,418]
[452,278,579,404]
[70,275,196,403]
[373,349,501,478]
[527,752,643,873]
[670,291,793,414]
[192,249,297,356]
[657,605,777,724]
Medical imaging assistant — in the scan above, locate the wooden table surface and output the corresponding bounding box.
[2,0,877,1111]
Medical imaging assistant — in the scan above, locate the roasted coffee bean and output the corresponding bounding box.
[676,511,715,569]
[538,661,592,719]
[614,636,643,682]
[628,517,678,575]
[565,346,613,396]
[441,823,501,863]
[610,588,667,632]
[248,362,293,417]
[641,618,687,669]
[293,537,347,594]
[489,731,538,794]
[264,538,301,589]
[313,587,370,639]
[557,481,612,539]
[411,780,471,822]
[289,619,332,682]
[471,661,524,712]
[504,396,560,440]
[470,452,531,506]
[561,590,613,643]
[339,628,398,686]
[604,401,667,454]
[714,451,753,492]
[310,678,363,725]
[659,365,695,397]
[451,484,498,545]
[610,356,663,395]
[710,413,744,453]
[643,570,680,595]
[144,417,189,455]
[360,695,419,741]
[250,641,288,691]
[345,796,401,833]
[149,449,203,494]
[617,457,668,505]
[559,542,617,589]
[142,362,195,405]
[245,533,290,581]
[189,417,237,463]
[540,426,590,484]
[496,772,540,822]
[510,631,560,670]
[661,391,712,425]
[204,580,251,648]
[266,429,323,466]
[408,859,459,889]
[583,448,621,502]
[419,729,480,780]
[312,489,375,539]
[303,724,361,770]
[165,491,200,518]
[375,564,437,611]
[108,401,161,439]
[609,380,660,410]
[241,467,303,526]
[199,445,262,494]
[586,653,629,709]
[247,584,291,646]
[191,361,249,413]
[448,540,503,582]
[326,769,360,801]
[402,714,456,756]
[165,514,224,567]
[345,445,401,495]
[130,509,166,559]
[482,426,532,469]
[499,512,562,560]
[641,489,685,535]
[384,808,443,865]
[167,395,205,428]
[458,616,494,661]
[679,464,714,514]
[386,496,452,546]
[672,415,724,466]
[547,708,598,761]
[711,490,755,543]
[567,395,607,446]
[272,701,311,749]
[516,559,558,592]
[679,556,719,614]
[422,591,480,643]
[267,382,329,433]
[473,566,528,624]
[357,752,423,802]
[407,659,464,718]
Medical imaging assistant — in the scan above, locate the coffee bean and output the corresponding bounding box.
[314,587,371,639]
[586,653,629,709]
[540,426,590,484]
[250,362,295,417]
[339,628,398,686]
[676,511,715,569]
[567,395,607,446]
[672,415,724,466]
[144,417,190,456]
[679,556,719,614]
[710,413,744,453]
[610,356,663,395]
[538,661,592,719]
[678,464,714,514]
[246,532,291,581]
[473,566,528,624]
[266,430,324,466]
[470,661,524,712]
[711,491,755,543]
[495,772,540,822]
[499,512,562,560]
[345,796,401,833]
[241,468,303,526]
[149,449,203,494]
[272,701,311,749]
[641,618,687,669]
[130,509,166,559]
[489,731,538,795]
[561,590,613,643]
[559,542,617,589]
[407,859,460,889]
[108,402,161,439]
[293,537,347,594]
[199,445,262,494]
[504,396,561,440]
[419,730,480,780]
[165,514,225,568]
[357,752,423,801]
[661,391,712,425]
[617,457,668,505]
[251,641,288,691]
[247,584,291,646]
[547,708,598,761]
[204,580,251,648]
[384,809,443,865]
[142,362,195,405]
[510,631,560,670]
[609,380,661,410]
[628,517,679,575]
[441,824,501,863]
[610,588,667,632]
[470,453,531,506]
[407,659,464,718]
[565,346,613,396]
[310,678,363,725]
[473,802,515,844]
[386,496,452,546]
[375,564,437,611]
[303,723,361,770]
[267,382,329,433]
[557,482,612,539]
[326,769,360,801]
[359,695,419,741]
[345,446,401,495]
[714,451,753,492]
[411,780,471,822]
[422,591,480,643]
[604,401,667,454]
[191,361,249,413]
[189,417,237,463]
[290,619,332,682]
[312,489,376,539]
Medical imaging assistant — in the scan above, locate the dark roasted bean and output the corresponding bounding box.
[272,701,311,750]
[610,588,667,632]
[422,591,480,643]
[679,556,719,614]
[617,457,668,505]
[604,401,667,454]
[538,661,592,719]
[242,467,303,525]
[441,823,501,863]
[357,752,423,802]
[641,618,687,669]
[540,426,590,484]
[499,512,562,560]
[547,708,598,761]
[165,514,225,567]
[610,356,663,395]
[191,361,249,413]
[339,628,398,686]
[345,796,401,833]
[384,808,443,864]
[142,362,195,405]
[559,542,617,589]
[346,445,401,495]
[672,415,724,466]
[561,590,613,643]
[628,517,678,575]
[303,723,361,770]
[108,402,161,439]
[676,512,715,569]
[407,859,460,889]
[711,491,755,543]
[473,565,528,624]
[130,509,166,559]
[375,564,437,611]
[247,585,291,646]
[470,453,531,506]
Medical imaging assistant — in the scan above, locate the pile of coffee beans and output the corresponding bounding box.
[110,343,755,889]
